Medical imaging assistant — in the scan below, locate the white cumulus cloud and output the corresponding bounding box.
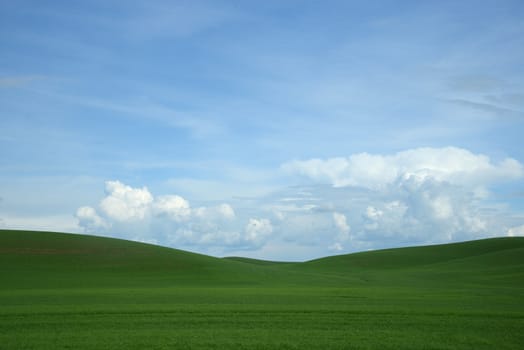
[154,195,191,222]
[278,147,523,253]
[75,206,110,232]
[73,155,524,260]
[76,180,248,254]
[282,147,523,189]
[100,181,153,221]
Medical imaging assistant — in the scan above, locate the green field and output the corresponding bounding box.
[1,229,523,349]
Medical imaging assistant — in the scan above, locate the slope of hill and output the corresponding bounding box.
[0,229,305,289]
[1,229,523,289]
[305,237,524,269]
[292,237,524,287]
[1,229,523,350]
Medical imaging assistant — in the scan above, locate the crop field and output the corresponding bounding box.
[1,229,523,349]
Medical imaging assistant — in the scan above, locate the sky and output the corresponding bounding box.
[1,0,524,261]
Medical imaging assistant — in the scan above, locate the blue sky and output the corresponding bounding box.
[1,0,524,260]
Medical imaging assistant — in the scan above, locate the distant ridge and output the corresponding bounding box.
[223,256,293,265]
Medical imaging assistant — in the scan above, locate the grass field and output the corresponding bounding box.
[1,229,523,349]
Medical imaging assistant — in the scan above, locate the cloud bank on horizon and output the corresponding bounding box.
[1,1,524,260]
[72,147,524,259]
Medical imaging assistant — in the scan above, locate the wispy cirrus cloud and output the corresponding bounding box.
[0,76,45,88]
[446,99,524,120]
[119,1,243,40]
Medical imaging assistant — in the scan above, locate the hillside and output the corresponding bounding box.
[1,229,523,289]
[1,229,524,350]
[295,237,524,287]
[306,237,524,269]
[0,229,304,288]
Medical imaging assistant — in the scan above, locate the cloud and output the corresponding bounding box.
[365,206,383,220]
[2,214,79,233]
[447,75,505,93]
[0,76,44,88]
[282,147,523,189]
[486,93,524,108]
[75,153,523,259]
[217,203,236,220]
[76,180,248,253]
[270,148,524,255]
[192,203,236,221]
[331,212,350,251]
[154,195,191,222]
[100,181,153,221]
[261,179,502,255]
[358,175,489,243]
[333,212,350,237]
[245,218,273,246]
[328,242,344,252]
[121,1,241,40]
[447,99,524,120]
[507,224,524,237]
[75,206,109,232]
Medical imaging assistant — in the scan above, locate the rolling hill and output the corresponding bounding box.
[1,229,523,289]
[0,229,305,288]
[1,229,523,349]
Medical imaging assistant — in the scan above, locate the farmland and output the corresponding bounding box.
[1,229,523,349]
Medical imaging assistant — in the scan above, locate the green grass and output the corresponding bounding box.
[1,229,523,349]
